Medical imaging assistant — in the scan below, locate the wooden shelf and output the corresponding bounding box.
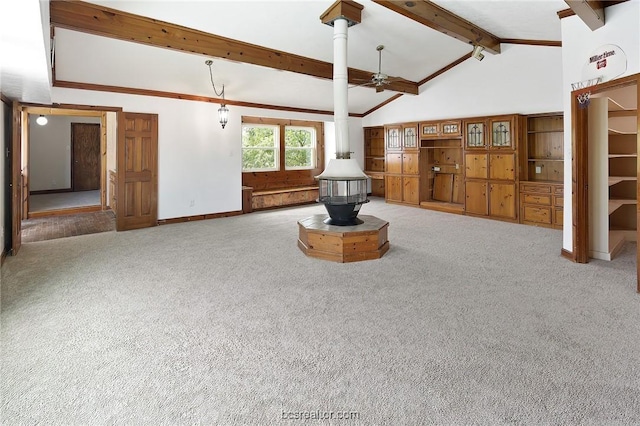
[608,154,637,158]
[528,158,563,162]
[608,176,637,186]
[609,198,637,215]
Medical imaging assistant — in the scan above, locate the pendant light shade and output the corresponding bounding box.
[218,104,229,129]
[205,59,229,129]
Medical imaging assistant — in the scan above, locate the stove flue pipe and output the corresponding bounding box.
[333,16,350,159]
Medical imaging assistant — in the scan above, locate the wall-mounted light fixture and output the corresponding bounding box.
[205,60,229,129]
[36,115,48,126]
[472,45,485,61]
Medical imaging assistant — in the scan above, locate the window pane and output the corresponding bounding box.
[243,149,276,170]
[242,126,277,148]
[285,128,313,147]
[285,148,312,168]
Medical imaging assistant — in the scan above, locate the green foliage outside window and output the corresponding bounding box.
[285,127,315,170]
[242,125,278,171]
[242,124,316,172]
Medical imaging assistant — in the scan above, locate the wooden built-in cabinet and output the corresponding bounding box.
[419,120,464,214]
[364,126,385,197]
[385,123,420,205]
[518,114,564,229]
[463,114,522,222]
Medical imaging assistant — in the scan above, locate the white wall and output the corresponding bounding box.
[29,114,101,191]
[363,44,564,126]
[561,1,640,250]
[51,87,347,220]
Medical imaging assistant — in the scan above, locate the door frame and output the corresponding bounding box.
[570,73,640,292]
[21,105,115,213]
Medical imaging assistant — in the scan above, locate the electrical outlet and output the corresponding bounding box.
[455,163,459,170]
[433,166,440,172]
[535,166,542,174]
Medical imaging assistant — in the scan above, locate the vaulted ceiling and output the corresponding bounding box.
[3,1,572,116]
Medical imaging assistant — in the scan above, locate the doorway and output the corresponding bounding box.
[571,73,640,292]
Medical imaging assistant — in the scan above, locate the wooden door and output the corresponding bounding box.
[11,101,21,255]
[385,175,403,202]
[72,123,101,191]
[403,176,420,205]
[116,112,158,231]
[489,183,516,219]
[465,181,488,215]
[386,153,402,174]
[402,152,419,175]
[465,153,488,179]
[489,153,516,180]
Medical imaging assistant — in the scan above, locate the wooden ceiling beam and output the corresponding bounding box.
[564,0,605,30]
[49,1,419,95]
[372,0,501,54]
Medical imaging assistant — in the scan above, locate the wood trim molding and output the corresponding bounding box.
[557,0,628,19]
[500,39,562,47]
[1,249,6,265]
[49,1,418,95]
[572,94,589,263]
[609,109,637,118]
[564,0,605,30]
[30,188,73,195]
[158,210,243,225]
[561,248,576,262]
[418,53,471,86]
[362,94,403,117]
[372,0,501,54]
[362,53,473,117]
[1,93,13,105]
[320,0,363,26]
[53,79,367,118]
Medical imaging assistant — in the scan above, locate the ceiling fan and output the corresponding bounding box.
[351,45,402,93]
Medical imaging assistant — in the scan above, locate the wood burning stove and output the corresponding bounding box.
[317,158,369,225]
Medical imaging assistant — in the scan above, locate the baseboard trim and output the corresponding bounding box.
[30,188,73,195]
[28,205,102,218]
[561,248,576,262]
[1,249,7,265]
[158,210,243,225]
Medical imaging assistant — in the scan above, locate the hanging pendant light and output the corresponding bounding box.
[205,60,228,129]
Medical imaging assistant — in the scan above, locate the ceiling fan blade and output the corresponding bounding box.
[348,81,375,89]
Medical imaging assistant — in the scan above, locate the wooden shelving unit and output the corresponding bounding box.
[364,126,385,197]
[519,114,564,229]
[608,125,637,257]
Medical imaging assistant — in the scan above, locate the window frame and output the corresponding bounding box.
[284,125,317,171]
[241,123,280,172]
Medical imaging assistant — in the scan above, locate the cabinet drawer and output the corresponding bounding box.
[554,185,564,196]
[521,183,551,194]
[522,194,552,206]
[522,205,552,224]
[554,196,564,207]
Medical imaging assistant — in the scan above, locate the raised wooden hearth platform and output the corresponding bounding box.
[297,214,389,263]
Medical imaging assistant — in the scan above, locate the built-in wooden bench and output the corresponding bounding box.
[248,185,319,211]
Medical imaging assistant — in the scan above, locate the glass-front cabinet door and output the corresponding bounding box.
[420,121,440,138]
[385,125,402,151]
[441,120,462,138]
[465,121,486,149]
[489,117,514,149]
[402,124,418,150]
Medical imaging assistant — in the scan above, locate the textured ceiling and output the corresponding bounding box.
[1,0,569,113]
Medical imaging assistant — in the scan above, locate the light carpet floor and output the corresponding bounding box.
[2,199,639,425]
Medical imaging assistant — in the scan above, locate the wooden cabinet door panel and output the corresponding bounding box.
[402,152,419,175]
[385,176,403,202]
[522,205,552,224]
[465,181,488,215]
[386,153,402,174]
[489,153,516,180]
[403,176,420,205]
[465,153,488,179]
[489,183,516,219]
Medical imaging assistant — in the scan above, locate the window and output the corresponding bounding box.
[284,126,316,170]
[242,124,279,172]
